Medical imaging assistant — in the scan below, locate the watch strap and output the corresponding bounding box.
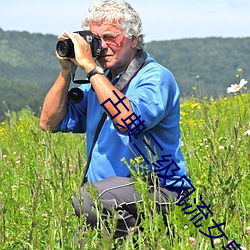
[87,67,103,80]
[87,68,97,79]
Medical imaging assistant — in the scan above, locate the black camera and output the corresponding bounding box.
[56,30,102,58]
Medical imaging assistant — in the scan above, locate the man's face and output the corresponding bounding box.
[89,20,138,73]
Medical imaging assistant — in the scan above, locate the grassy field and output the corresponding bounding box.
[0,91,249,249]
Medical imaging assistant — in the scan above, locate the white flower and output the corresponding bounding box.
[244,130,250,136]
[189,237,196,245]
[227,79,248,93]
[214,238,221,244]
[246,226,250,235]
[219,145,224,150]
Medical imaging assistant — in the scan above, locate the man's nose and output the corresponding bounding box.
[101,38,108,49]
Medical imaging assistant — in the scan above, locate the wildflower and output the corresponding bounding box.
[189,237,196,245]
[42,213,48,221]
[244,130,250,136]
[135,156,143,164]
[121,157,126,163]
[246,226,250,235]
[237,67,243,73]
[196,180,201,185]
[191,103,201,109]
[214,238,221,244]
[226,240,244,249]
[219,145,224,150]
[130,159,135,165]
[227,79,248,93]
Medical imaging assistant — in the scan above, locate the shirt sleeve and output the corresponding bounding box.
[56,85,89,133]
[128,62,180,130]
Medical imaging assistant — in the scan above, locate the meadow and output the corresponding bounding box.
[0,89,249,249]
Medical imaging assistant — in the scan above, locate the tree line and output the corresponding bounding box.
[0,28,249,120]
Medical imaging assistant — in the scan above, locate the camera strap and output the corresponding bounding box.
[81,50,150,186]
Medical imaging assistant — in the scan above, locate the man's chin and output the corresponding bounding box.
[98,59,113,69]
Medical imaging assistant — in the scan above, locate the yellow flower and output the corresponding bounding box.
[135,156,142,164]
[180,111,187,116]
[237,67,243,73]
[130,159,135,165]
[191,103,201,109]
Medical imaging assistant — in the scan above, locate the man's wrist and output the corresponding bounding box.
[87,66,104,80]
[60,68,71,79]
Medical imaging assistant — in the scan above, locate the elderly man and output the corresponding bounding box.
[40,0,191,242]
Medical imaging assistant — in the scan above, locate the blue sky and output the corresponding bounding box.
[1,0,250,42]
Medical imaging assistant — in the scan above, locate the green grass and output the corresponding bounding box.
[0,93,249,249]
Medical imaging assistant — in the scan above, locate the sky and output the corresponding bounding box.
[1,0,250,42]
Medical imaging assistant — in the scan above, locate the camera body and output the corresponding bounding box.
[56,30,102,58]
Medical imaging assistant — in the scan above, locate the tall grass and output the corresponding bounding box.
[0,93,249,249]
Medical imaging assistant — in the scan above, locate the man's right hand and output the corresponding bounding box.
[56,33,79,71]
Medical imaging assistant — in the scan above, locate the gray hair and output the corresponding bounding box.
[82,0,145,49]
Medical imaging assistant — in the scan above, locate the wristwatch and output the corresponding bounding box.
[87,66,104,80]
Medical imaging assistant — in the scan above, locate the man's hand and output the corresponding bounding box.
[56,33,79,71]
[62,31,96,73]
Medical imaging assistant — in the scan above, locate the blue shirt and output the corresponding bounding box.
[58,52,191,188]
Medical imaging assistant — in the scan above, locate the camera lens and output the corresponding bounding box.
[68,88,84,103]
[56,39,74,58]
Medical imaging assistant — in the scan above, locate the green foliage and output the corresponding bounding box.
[0,79,46,121]
[0,29,60,90]
[145,37,250,98]
[0,93,249,249]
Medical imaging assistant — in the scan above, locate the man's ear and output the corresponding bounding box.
[131,36,139,48]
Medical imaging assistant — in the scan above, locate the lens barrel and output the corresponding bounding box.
[56,39,75,58]
[56,31,102,58]
[68,88,84,103]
